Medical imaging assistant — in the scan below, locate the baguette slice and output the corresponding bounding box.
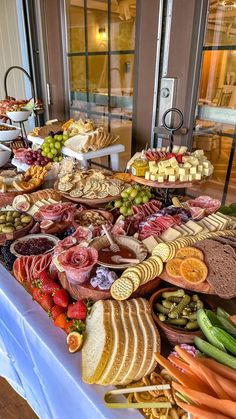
[116,299,144,385]
[97,300,125,385]
[132,298,160,380]
[82,300,113,384]
[111,300,135,385]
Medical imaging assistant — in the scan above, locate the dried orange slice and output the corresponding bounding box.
[176,246,204,260]
[180,257,208,284]
[166,258,183,278]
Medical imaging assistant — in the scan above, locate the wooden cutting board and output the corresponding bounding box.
[159,268,216,294]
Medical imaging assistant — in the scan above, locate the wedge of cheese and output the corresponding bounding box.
[185,220,203,234]
[160,227,182,242]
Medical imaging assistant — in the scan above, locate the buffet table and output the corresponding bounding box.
[0,263,142,419]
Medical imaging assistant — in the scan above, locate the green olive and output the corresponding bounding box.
[2,226,15,233]
[0,214,6,220]
[0,220,6,224]
[15,225,23,230]
[14,218,21,223]
[14,221,22,227]
[12,211,20,218]
[7,211,13,217]
[21,215,32,224]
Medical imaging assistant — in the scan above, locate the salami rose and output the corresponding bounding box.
[57,245,98,284]
[34,202,77,222]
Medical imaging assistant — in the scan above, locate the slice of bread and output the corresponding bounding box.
[133,298,160,380]
[82,300,113,384]
[116,299,144,385]
[97,300,126,385]
[110,300,135,385]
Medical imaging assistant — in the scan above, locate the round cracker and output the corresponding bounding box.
[122,271,141,291]
[110,277,134,300]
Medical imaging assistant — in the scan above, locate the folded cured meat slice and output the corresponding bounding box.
[57,245,98,284]
[34,202,77,222]
[72,226,93,243]
[186,195,221,216]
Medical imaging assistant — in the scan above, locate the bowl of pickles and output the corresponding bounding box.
[150,287,209,345]
[0,210,34,244]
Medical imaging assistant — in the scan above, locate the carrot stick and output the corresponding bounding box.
[174,346,231,400]
[154,352,211,393]
[176,399,231,419]
[168,355,196,375]
[173,382,236,418]
[199,358,236,383]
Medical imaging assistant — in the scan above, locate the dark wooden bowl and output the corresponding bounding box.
[150,287,209,346]
[58,271,161,301]
[0,217,34,245]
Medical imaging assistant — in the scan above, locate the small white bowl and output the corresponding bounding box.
[6,110,31,122]
[0,123,21,141]
[10,233,59,257]
[0,144,11,167]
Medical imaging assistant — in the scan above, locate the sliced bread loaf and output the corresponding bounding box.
[97,300,126,385]
[116,299,144,385]
[110,300,135,385]
[133,298,160,380]
[82,300,113,384]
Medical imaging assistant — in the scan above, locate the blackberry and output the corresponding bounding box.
[1,240,16,270]
[56,226,76,240]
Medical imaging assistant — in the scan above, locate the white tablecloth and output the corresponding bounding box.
[0,264,142,419]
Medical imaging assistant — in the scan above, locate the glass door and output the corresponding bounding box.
[65,0,136,169]
[194,0,236,204]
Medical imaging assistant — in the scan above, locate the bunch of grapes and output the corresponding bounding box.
[41,132,69,162]
[114,185,152,216]
[25,149,51,166]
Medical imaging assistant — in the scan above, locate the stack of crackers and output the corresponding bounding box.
[152,229,236,262]
[57,169,126,199]
[111,256,163,300]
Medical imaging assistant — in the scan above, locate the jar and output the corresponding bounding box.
[131,158,149,177]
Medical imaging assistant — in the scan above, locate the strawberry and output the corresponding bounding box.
[64,320,74,334]
[54,313,68,329]
[67,300,87,321]
[49,270,58,281]
[40,294,54,312]
[41,277,60,294]
[32,288,44,302]
[176,154,183,163]
[53,289,69,308]
[50,305,67,320]
[38,270,51,281]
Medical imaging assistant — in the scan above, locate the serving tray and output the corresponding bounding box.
[131,174,209,189]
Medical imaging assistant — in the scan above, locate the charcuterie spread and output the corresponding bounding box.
[0,120,236,419]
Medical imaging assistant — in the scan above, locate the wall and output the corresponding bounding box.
[0,0,26,100]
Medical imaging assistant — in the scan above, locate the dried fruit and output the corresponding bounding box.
[180,257,208,284]
[166,258,183,278]
[176,246,204,260]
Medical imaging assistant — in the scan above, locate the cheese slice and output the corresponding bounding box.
[185,220,203,234]
[160,227,182,242]
[215,212,230,228]
[173,225,189,236]
[208,214,224,230]
[142,236,158,252]
[206,216,221,230]
[201,219,216,232]
[196,220,210,233]
[180,225,195,235]
[145,171,150,180]
[168,175,176,182]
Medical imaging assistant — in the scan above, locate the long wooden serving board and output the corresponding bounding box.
[159,268,216,295]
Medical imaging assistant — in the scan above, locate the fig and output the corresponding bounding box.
[66,332,83,353]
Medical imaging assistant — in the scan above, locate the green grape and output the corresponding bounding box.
[130,189,138,199]
[53,157,59,162]
[48,152,53,159]
[114,200,122,208]
[142,196,149,203]
[41,150,47,157]
[55,142,61,150]
[121,191,129,199]
[120,206,128,215]
[58,155,63,162]
[126,186,133,195]
[44,136,52,142]
[43,147,50,154]
[127,208,133,216]
[63,134,68,141]
[134,196,142,205]
[50,142,55,149]
[48,137,54,144]
[51,148,58,155]
[123,201,130,207]
[57,135,63,141]
[54,135,59,140]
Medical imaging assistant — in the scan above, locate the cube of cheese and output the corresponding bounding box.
[180,174,189,182]
[157,175,164,183]
[149,161,157,168]
[165,167,175,176]
[190,166,197,174]
[178,146,188,154]
[179,167,186,175]
[161,159,171,168]
[183,162,192,169]
[150,174,158,181]
[169,175,176,182]
[150,164,159,174]
[189,157,199,166]
[172,145,180,154]
[195,173,202,180]
[203,168,211,176]
[168,157,178,168]
[197,165,203,173]
[183,156,191,163]
[203,161,210,168]
[145,171,150,180]
[193,149,204,158]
